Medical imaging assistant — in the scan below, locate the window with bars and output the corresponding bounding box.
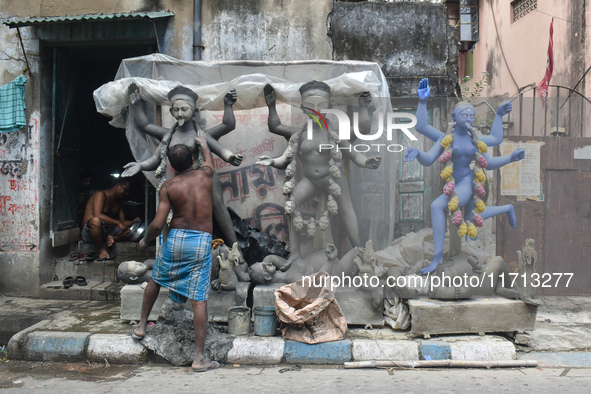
[459,0,479,42]
[512,0,537,22]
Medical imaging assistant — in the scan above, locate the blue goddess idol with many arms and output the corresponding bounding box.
[405,78,526,274]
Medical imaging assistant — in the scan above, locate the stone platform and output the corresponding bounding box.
[120,283,384,326]
[408,297,537,337]
[39,241,157,301]
[120,284,236,322]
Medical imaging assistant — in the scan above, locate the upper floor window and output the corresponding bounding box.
[447,0,479,51]
[459,0,479,43]
[512,0,537,22]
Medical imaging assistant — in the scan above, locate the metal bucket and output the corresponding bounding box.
[253,306,278,336]
[228,306,251,336]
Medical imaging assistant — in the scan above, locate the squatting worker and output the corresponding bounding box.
[132,136,218,372]
[81,179,140,260]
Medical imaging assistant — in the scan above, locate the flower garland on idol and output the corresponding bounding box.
[282,126,343,237]
[438,124,489,240]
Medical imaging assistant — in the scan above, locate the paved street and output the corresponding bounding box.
[1,361,590,393]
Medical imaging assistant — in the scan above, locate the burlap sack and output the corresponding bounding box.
[274,271,347,344]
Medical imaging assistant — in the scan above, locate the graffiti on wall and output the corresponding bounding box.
[200,106,294,242]
[0,114,39,252]
[219,162,288,241]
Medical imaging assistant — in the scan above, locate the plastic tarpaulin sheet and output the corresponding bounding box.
[94,57,390,125]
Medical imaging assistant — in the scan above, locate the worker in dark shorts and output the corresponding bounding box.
[81,179,140,260]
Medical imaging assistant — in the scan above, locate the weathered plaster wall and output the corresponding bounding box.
[586,0,591,98]
[159,0,193,60]
[201,0,333,61]
[5,0,149,16]
[330,1,459,249]
[0,7,43,294]
[330,1,458,97]
[0,112,43,294]
[0,120,38,251]
[0,0,193,60]
[472,0,585,98]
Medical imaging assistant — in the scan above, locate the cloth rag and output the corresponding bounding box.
[0,74,27,133]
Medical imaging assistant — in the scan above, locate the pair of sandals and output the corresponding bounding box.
[63,276,87,289]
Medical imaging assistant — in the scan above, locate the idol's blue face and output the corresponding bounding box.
[453,106,476,128]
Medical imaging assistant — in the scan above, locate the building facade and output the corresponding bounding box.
[0,1,457,296]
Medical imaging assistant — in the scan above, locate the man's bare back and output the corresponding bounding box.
[164,165,213,234]
[139,136,215,247]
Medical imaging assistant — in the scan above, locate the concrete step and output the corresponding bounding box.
[77,241,156,261]
[38,280,124,301]
[53,241,157,286]
[54,258,120,283]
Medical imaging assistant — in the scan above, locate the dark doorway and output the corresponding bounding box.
[50,45,155,245]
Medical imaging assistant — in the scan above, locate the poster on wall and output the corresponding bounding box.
[500,140,545,200]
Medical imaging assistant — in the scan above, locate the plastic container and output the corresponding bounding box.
[253,305,278,336]
[228,306,250,335]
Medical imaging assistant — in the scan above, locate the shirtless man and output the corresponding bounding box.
[133,137,218,373]
[81,180,140,259]
[122,83,242,246]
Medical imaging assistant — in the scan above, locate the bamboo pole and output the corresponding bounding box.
[344,360,538,369]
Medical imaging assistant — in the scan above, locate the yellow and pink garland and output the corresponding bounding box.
[438,132,489,239]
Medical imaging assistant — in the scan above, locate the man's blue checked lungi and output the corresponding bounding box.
[151,229,212,303]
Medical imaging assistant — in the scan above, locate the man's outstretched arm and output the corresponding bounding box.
[196,136,214,177]
[140,186,171,248]
[118,205,140,229]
